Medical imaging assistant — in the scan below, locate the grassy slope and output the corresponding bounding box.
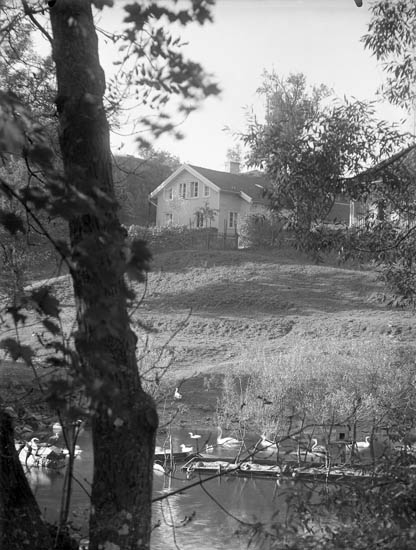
[141,248,415,372]
[1,247,415,427]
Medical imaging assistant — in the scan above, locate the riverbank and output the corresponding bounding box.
[1,247,415,437]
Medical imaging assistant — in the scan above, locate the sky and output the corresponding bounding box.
[95,0,409,171]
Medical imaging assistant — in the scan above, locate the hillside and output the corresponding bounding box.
[140,248,415,372]
[3,247,415,428]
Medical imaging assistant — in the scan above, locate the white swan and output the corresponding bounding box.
[174,388,182,400]
[347,436,370,452]
[356,436,370,449]
[62,445,82,458]
[217,427,242,447]
[180,444,193,453]
[189,432,201,439]
[311,438,327,454]
[257,433,278,451]
[153,462,166,474]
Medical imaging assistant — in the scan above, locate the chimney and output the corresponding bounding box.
[225,160,240,174]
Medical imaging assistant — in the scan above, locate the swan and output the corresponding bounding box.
[51,422,62,436]
[311,438,327,454]
[174,388,182,400]
[62,445,82,458]
[347,436,370,451]
[257,433,278,451]
[356,436,371,449]
[217,427,242,447]
[180,444,193,453]
[153,462,166,474]
[189,432,201,439]
[29,437,42,452]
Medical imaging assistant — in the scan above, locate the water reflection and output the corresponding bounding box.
[32,429,295,549]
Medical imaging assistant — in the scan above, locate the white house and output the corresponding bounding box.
[149,162,270,233]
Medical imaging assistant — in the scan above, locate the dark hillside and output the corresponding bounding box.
[113,154,177,226]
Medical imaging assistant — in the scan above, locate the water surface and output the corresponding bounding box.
[31,429,299,549]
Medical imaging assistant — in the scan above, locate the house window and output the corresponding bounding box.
[165,213,173,225]
[228,211,238,229]
[190,181,199,198]
[204,185,210,197]
[179,182,187,199]
[164,187,173,200]
[196,212,204,228]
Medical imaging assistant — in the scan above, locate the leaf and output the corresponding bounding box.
[42,318,61,336]
[0,338,21,360]
[0,210,26,235]
[0,338,33,363]
[126,239,152,282]
[6,305,27,325]
[92,0,114,8]
[30,287,60,318]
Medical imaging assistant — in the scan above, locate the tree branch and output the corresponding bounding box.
[21,0,53,44]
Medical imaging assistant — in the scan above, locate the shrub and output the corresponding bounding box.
[239,212,285,248]
[127,224,218,253]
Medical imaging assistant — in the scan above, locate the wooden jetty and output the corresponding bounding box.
[182,457,282,479]
[181,454,381,482]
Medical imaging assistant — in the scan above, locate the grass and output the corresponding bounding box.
[1,246,416,431]
[215,338,416,440]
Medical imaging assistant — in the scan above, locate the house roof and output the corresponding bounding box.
[149,163,270,203]
[188,165,269,200]
[354,144,416,180]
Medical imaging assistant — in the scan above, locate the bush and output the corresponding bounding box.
[127,224,218,253]
[239,213,285,248]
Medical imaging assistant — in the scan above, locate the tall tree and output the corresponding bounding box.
[363,0,416,110]
[244,71,407,246]
[0,1,218,549]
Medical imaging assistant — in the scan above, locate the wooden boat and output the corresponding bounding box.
[292,465,378,481]
[182,458,282,479]
[154,450,193,462]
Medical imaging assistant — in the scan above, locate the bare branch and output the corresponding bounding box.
[21,0,53,44]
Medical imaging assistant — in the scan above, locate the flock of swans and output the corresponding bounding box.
[156,428,376,459]
[15,421,83,469]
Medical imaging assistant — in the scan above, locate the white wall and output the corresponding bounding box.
[155,171,220,227]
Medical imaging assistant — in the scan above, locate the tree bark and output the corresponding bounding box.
[0,409,53,550]
[49,2,158,549]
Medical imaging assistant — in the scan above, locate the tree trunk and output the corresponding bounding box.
[0,409,53,550]
[49,3,158,550]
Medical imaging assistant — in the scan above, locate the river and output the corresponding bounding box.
[29,428,307,549]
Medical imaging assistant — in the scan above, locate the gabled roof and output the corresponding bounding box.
[188,165,269,201]
[150,163,270,203]
[354,144,416,180]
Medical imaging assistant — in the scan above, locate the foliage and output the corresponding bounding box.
[243,71,408,247]
[103,0,220,146]
[0,1,220,549]
[194,201,217,228]
[217,339,416,441]
[226,144,242,163]
[238,211,286,248]
[363,0,416,109]
[128,223,218,252]
[219,338,416,548]
[113,152,178,225]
